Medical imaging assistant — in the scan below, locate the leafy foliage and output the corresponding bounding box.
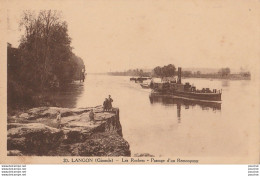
[218,67,231,77]
[8,10,85,111]
[153,64,176,78]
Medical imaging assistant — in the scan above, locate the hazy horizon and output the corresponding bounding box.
[86,67,245,74]
[6,0,259,74]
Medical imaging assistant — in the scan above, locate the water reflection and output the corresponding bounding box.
[177,104,181,123]
[49,81,84,108]
[47,75,255,157]
[149,93,221,123]
[221,80,230,87]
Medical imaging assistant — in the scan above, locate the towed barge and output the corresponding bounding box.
[130,77,152,83]
[150,67,222,102]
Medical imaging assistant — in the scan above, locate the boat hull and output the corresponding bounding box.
[151,90,221,101]
[149,93,221,110]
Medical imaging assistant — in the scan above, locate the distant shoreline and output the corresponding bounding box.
[182,75,251,80]
[105,73,251,80]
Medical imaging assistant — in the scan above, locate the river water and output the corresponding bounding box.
[53,75,258,158]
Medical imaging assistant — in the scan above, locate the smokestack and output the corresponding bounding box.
[178,67,182,84]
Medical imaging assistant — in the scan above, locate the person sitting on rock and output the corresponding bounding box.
[108,95,113,111]
[103,98,108,112]
[89,109,95,124]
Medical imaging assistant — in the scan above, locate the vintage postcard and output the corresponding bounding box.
[0,0,259,164]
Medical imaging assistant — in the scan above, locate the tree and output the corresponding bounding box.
[153,66,162,77]
[153,64,176,78]
[19,10,76,90]
[8,10,85,111]
[164,64,176,77]
[218,67,231,77]
[139,69,144,77]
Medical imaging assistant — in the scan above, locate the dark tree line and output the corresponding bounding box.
[153,64,176,78]
[218,67,231,77]
[8,10,85,111]
[181,67,250,79]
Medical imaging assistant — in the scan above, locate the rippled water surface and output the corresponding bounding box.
[53,75,258,158]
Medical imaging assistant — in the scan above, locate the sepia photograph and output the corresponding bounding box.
[0,0,259,164]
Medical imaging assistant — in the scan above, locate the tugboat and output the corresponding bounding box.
[150,67,222,102]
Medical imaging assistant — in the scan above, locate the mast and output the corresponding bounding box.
[177,67,182,84]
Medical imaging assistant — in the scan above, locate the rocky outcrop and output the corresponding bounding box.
[7,106,130,156]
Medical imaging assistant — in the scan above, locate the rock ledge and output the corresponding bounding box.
[7,106,130,156]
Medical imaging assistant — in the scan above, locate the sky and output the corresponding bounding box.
[5,0,260,73]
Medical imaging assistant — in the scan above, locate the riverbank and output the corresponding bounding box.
[7,106,131,156]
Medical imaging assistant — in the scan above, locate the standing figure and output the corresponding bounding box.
[89,109,95,124]
[103,98,108,111]
[56,111,62,129]
[79,72,82,82]
[82,73,85,82]
[108,95,113,111]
